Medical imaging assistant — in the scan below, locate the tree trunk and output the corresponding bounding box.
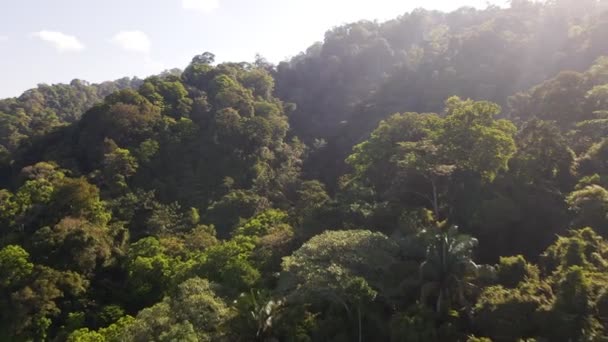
[431,179,439,219]
[357,305,362,342]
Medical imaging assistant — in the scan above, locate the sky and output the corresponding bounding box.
[0,0,505,98]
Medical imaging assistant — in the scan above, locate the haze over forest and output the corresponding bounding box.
[0,0,502,99]
[2,0,608,341]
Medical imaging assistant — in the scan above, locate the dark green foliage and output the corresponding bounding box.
[31,217,114,276]
[278,0,608,188]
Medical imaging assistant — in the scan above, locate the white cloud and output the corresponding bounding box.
[32,30,85,52]
[182,0,219,13]
[0,35,7,42]
[111,31,151,53]
[110,31,164,74]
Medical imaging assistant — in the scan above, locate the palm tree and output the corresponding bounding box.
[419,223,479,318]
[237,289,284,342]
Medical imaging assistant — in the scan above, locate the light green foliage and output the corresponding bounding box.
[230,209,295,276]
[569,185,608,235]
[140,76,193,119]
[541,227,608,275]
[19,161,66,183]
[168,278,230,339]
[0,245,33,288]
[196,237,260,294]
[0,189,19,228]
[134,138,159,163]
[125,237,182,306]
[474,228,608,341]
[474,282,554,341]
[158,322,198,342]
[210,74,255,117]
[16,177,55,208]
[281,230,400,294]
[575,173,604,189]
[67,328,106,342]
[347,112,441,193]
[98,316,136,341]
[496,255,540,288]
[1,165,113,246]
[68,316,137,342]
[441,97,517,181]
[234,209,289,238]
[346,98,515,219]
[96,305,126,328]
[577,139,608,178]
[597,290,608,334]
[467,336,493,342]
[585,84,608,114]
[188,207,200,225]
[115,278,230,342]
[294,180,330,215]
[103,142,139,192]
[240,68,275,99]
[548,266,597,341]
[128,301,175,341]
[280,230,401,340]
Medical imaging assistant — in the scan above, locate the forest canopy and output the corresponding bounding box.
[2,0,608,341]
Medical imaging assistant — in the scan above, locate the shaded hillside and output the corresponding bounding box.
[274,1,608,186]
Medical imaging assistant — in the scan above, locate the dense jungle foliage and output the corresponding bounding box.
[2,1,608,341]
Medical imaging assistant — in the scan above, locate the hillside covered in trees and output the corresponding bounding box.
[2,0,608,341]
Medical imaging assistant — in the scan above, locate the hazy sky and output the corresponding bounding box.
[0,0,505,98]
